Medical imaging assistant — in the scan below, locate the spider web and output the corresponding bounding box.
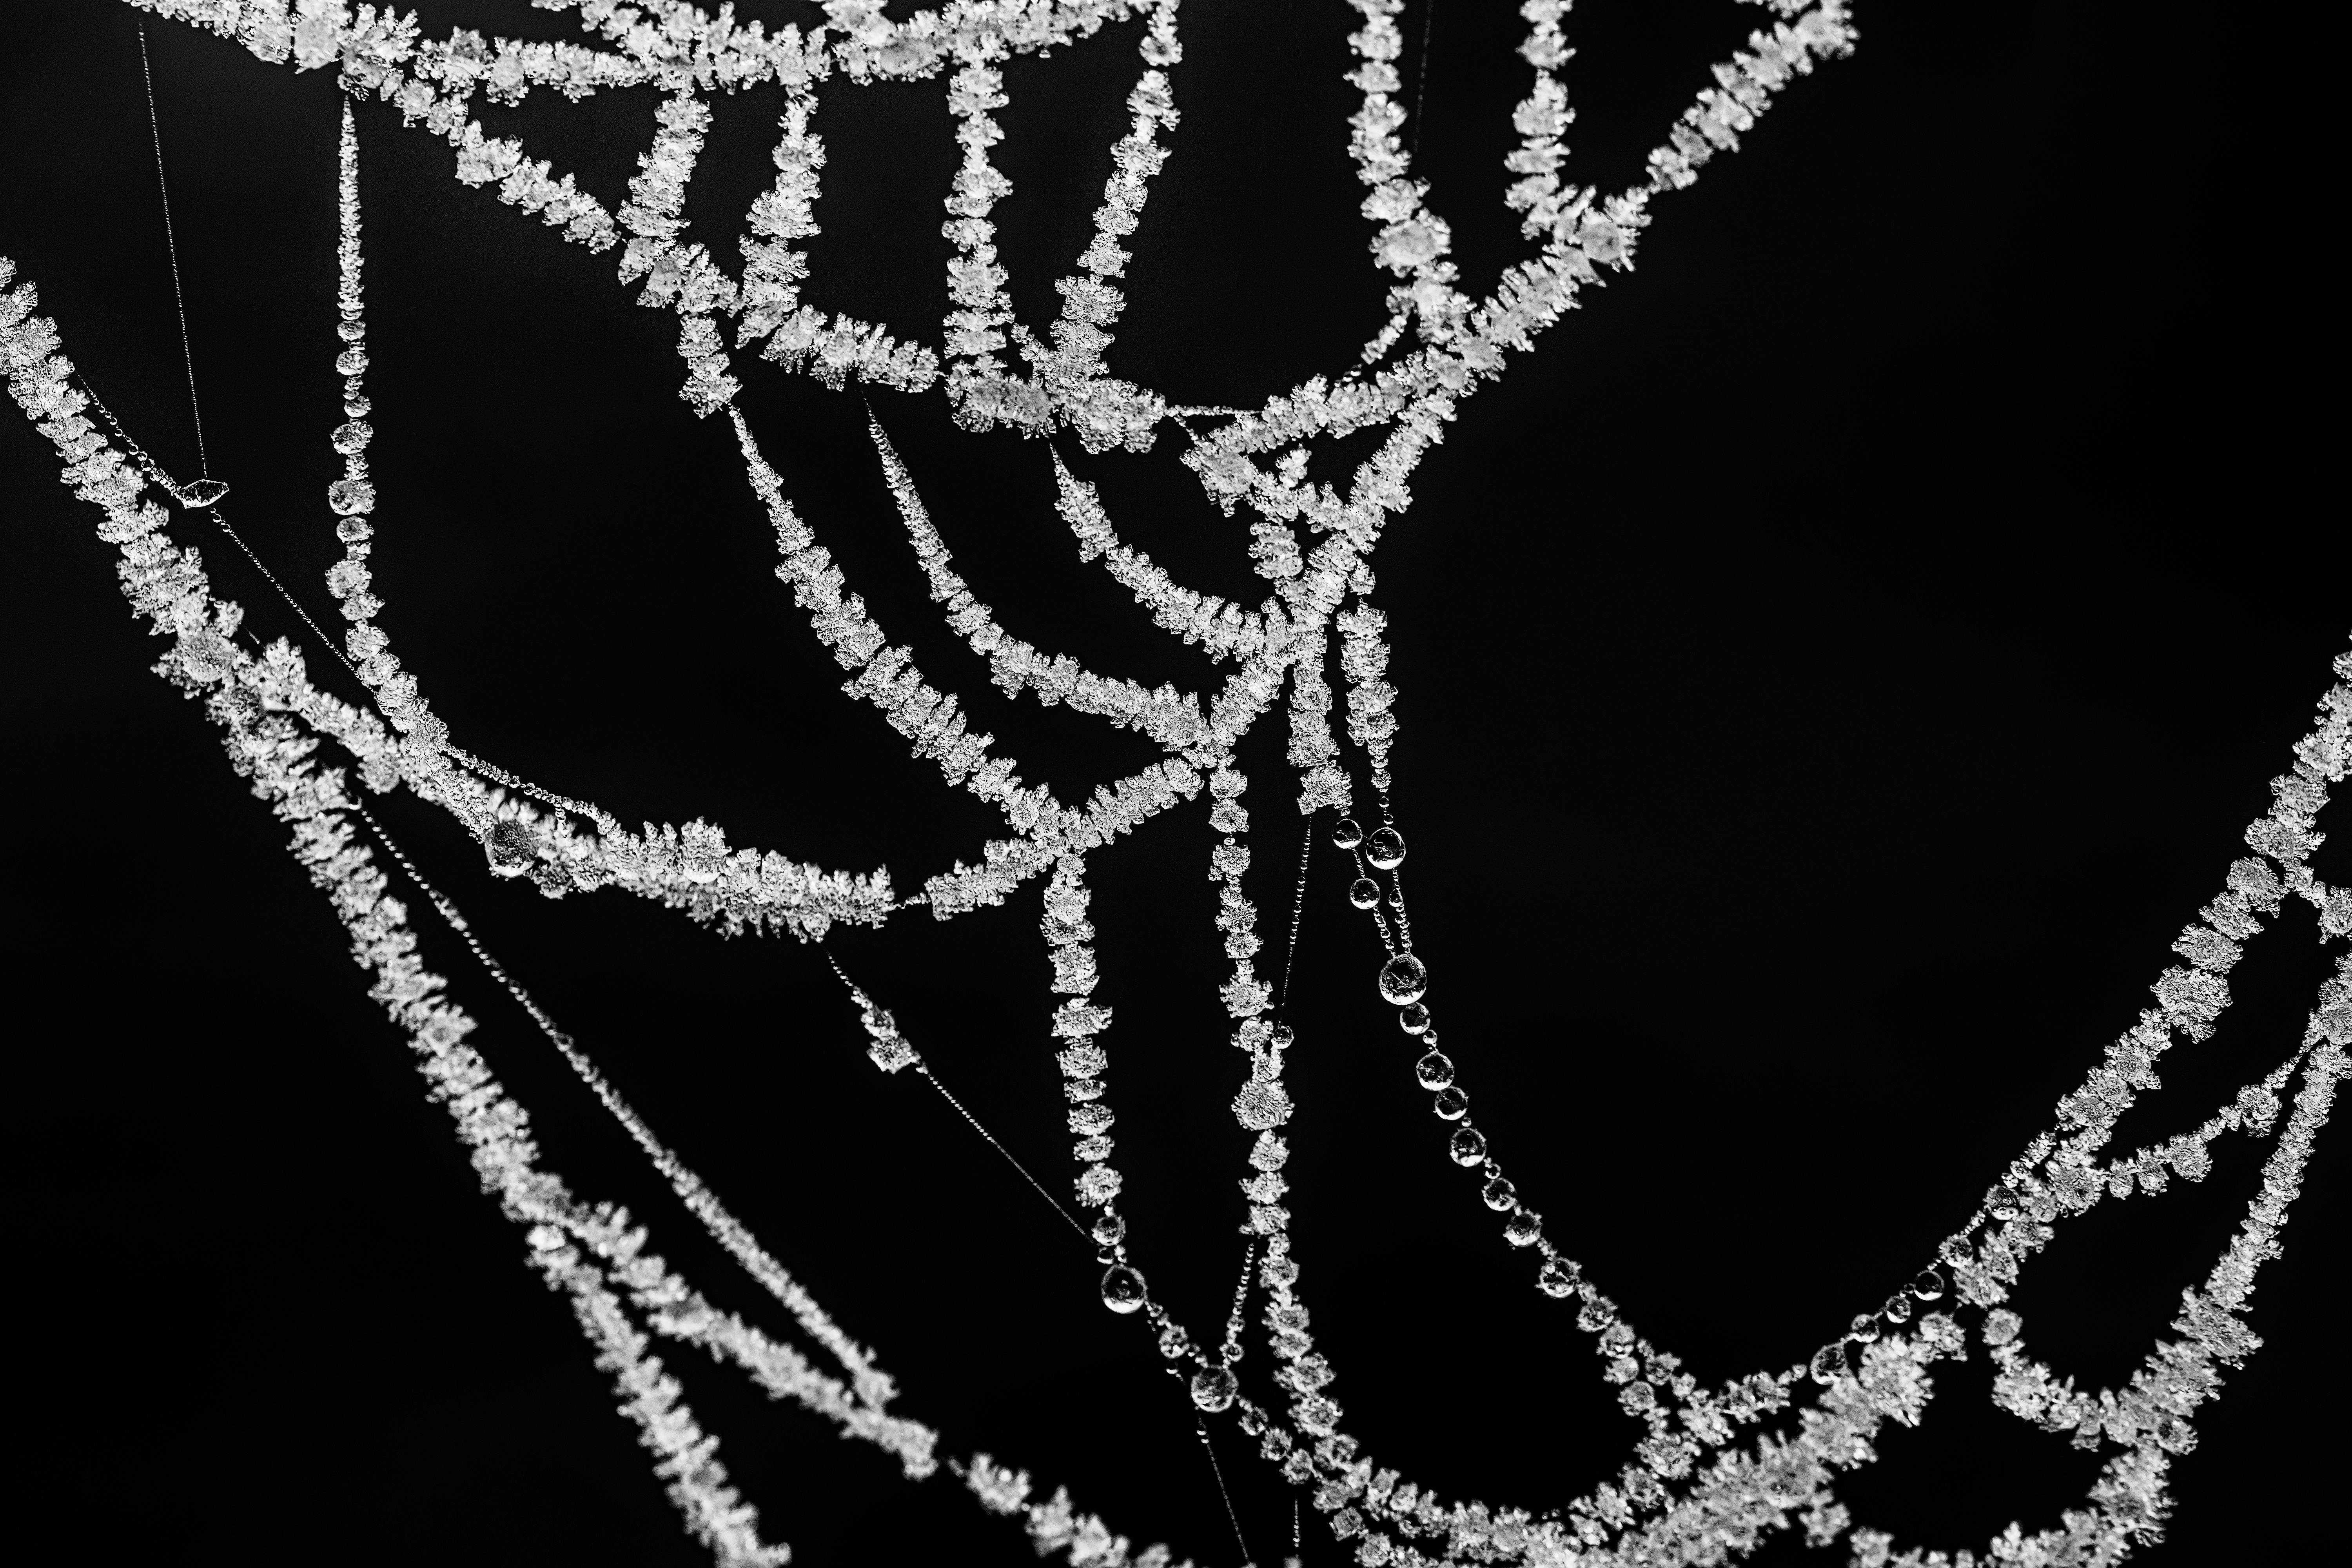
[7,4,2349,1566]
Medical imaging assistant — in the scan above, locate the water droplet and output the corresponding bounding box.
[1414,1051,1454,1090]
[1504,1209,1543,1248]
[1481,1176,1517,1211]
[1847,1313,1880,1343]
[332,419,374,455]
[1809,1345,1846,1384]
[1882,1294,1913,1325]
[1909,1267,1944,1302]
[488,820,536,865]
[1397,1003,1429,1034]
[327,477,377,516]
[1348,877,1381,910]
[1448,1127,1486,1167]
[336,517,373,543]
[1365,826,1406,869]
[1432,1086,1468,1120]
[173,477,229,509]
[335,347,369,377]
[1100,1265,1147,1314]
[1158,1323,1193,1359]
[1537,1258,1577,1298]
[1190,1367,1238,1413]
[1270,1022,1295,1049]
[1092,1212,1126,1247]
[1377,951,1427,1006]
[1332,817,1364,850]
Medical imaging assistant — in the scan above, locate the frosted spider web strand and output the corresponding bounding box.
[869,418,1318,822]
[930,0,1185,445]
[937,15,1026,423]
[869,413,1210,753]
[1041,854,1134,1223]
[731,404,1250,926]
[96,12,2352,1568]
[353,799,907,1416]
[1179,0,1857,514]
[81,178,623,861]
[2,258,1228,1568]
[29,299,934,1482]
[157,0,1790,454]
[124,0,1854,922]
[1310,617,2347,1532]
[1252,532,2345,1545]
[300,101,896,942]
[96,0,2333,1523]
[1849,1035,2345,1568]
[1285,628,2348,1556]
[1053,454,1278,661]
[1024,0,1184,456]
[124,0,1861,487]
[732,47,936,393]
[821,952,1098,1245]
[3,290,785,1564]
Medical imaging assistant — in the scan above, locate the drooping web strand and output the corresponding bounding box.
[33,6,2352,1565]
[8,281,1219,1559]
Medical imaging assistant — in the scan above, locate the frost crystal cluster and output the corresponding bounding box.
[10,4,2347,1567]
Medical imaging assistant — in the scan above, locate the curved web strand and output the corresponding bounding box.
[366,817,909,1416]
[106,13,2350,1566]
[4,256,1209,1568]
[305,99,892,941]
[1051,453,1278,661]
[1282,601,2348,1556]
[938,0,1178,445]
[868,414,1210,752]
[730,407,1219,920]
[1170,0,1854,530]
[1020,0,1184,454]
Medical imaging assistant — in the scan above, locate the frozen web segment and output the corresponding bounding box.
[310,99,892,940]
[378,836,909,1412]
[2,253,1200,1568]
[871,414,1210,752]
[80,9,2351,1568]
[1042,857,1126,1214]
[125,0,1833,938]
[1297,587,2348,1562]
[1299,553,2347,1558]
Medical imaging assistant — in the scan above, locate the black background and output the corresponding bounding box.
[3,4,2341,1564]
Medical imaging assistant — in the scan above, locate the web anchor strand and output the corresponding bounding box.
[823,954,1096,1246]
[136,18,208,477]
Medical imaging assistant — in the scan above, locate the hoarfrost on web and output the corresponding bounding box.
[10,2,2347,1564]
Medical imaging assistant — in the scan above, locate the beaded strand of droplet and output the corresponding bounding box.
[1299,631,2348,1553]
[1056,760,1319,1418]
[936,0,1182,446]
[305,106,887,937]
